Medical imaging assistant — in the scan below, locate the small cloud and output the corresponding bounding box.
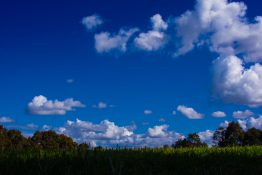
[95,28,139,53]
[42,125,51,130]
[82,14,103,31]
[172,111,176,115]
[66,79,74,84]
[28,95,85,115]
[177,105,204,119]
[233,110,254,119]
[0,116,15,123]
[212,111,226,118]
[92,102,113,109]
[144,110,153,115]
[134,14,168,51]
[26,123,39,130]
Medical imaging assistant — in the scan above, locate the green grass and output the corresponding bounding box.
[0,146,261,175]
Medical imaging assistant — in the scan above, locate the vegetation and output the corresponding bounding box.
[0,123,261,175]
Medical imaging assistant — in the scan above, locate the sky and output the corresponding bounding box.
[1,0,262,147]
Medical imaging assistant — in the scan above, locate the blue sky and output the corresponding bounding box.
[1,0,262,147]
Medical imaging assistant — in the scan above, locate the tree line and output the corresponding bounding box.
[173,122,262,148]
[0,122,262,151]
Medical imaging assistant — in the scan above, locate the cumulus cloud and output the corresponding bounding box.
[213,56,262,106]
[212,111,226,118]
[148,125,168,137]
[177,105,204,119]
[198,130,214,146]
[57,119,183,147]
[171,0,262,106]
[144,110,153,115]
[233,110,254,119]
[174,0,262,61]
[0,116,15,123]
[28,95,85,115]
[82,14,103,31]
[134,14,168,51]
[95,28,139,53]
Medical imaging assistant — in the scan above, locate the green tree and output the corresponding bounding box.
[31,130,77,150]
[213,127,226,147]
[214,122,245,147]
[243,128,262,146]
[173,133,207,148]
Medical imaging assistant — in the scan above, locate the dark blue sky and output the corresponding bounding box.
[1,0,262,146]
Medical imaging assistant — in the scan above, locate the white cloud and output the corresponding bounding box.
[172,111,176,115]
[198,130,214,146]
[95,28,138,53]
[134,14,168,51]
[148,125,168,137]
[213,56,262,106]
[92,102,109,109]
[212,111,226,118]
[82,14,103,31]
[177,105,204,119]
[28,95,85,115]
[42,125,51,130]
[174,0,262,62]
[144,110,153,115]
[151,14,168,31]
[0,116,15,123]
[66,79,74,84]
[233,110,254,119]
[26,123,39,129]
[57,119,183,147]
[172,0,262,106]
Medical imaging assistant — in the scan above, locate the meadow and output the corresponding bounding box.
[0,146,261,175]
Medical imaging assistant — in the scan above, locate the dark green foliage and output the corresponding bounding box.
[31,130,77,150]
[173,133,208,148]
[243,128,262,146]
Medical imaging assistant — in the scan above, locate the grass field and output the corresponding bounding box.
[0,146,261,175]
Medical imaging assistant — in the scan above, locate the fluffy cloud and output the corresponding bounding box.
[198,130,214,146]
[213,56,262,106]
[174,0,262,62]
[0,116,15,123]
[57,119,183,147]
[148,125,168,137]
[82,14,103,30]
[212,111,226,118]
[177,105,204,119]
[134,14,168,51]
[28,95,85,115]
[144,110,153,115]
[95,28,138,53]
[233,110,254,119]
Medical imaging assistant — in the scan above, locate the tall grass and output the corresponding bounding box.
[0,146,261,175]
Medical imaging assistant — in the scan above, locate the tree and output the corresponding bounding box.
[243,128,262,146]
[173,133,207,148]
[213,127,226,147]
[31,130,77,150]
[213,122,245,147]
